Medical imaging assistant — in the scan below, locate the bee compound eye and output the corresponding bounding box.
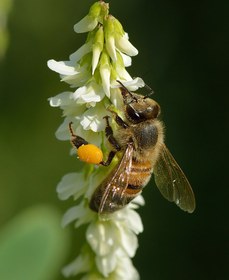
[152,104,160,118]
[77,144,103,164]
[126,105,141,122]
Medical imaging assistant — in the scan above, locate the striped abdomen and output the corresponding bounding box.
[89,159,152,214]
[126,159,152,196]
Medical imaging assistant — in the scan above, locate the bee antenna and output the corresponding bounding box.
[117,80,132,95]
[116,80,137,102]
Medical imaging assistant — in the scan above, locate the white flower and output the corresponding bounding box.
[119,51,132,67]
[73,81,105,106]
[47,59,78,76]
[115,33,138,56]
[47,42,92,88]
[105,16,117,62]
[54,117,76,141]
[69,42,92,63]
[74,125,103,147]
[62,251,92,277]
[74,15,98,33]
[48,59,91,88]
[49,91,86,116]
[99,51,111,98]
[111,255,140,280]
[106,35,117,62]
[48,1,146,279]
[86,197,144,278]
[73,1,107,33]
[62,200,95,229]
[92,26,104,74]
[117,77,145,92]
[80,102,108,132]
[57,172,87,201]
[112,18,138,57]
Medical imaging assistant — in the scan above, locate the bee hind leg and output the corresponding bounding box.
[69,122,88,148]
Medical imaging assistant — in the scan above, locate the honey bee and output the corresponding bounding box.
[69,83,196,214]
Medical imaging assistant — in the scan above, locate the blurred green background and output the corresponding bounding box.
[0,0,228,279]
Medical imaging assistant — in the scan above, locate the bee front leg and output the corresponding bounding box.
[108,109,129,129]
[100,150,116,166]
[103,116,121,151]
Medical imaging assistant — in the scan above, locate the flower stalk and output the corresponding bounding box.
[48,1,145,279]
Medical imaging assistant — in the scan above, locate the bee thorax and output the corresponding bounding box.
[133,121,158,149]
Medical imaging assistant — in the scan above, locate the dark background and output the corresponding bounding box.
[0,0,228,279]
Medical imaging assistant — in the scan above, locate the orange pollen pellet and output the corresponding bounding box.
[77,144,103,164]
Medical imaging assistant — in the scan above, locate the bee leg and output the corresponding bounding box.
[100,117,120,166]
[69,122,88,148]
[100,150,116,166]
[114,113,129,128]
[108,109,129,128]
[103,116,121,151]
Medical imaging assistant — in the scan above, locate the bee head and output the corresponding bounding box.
[120,87,160,123]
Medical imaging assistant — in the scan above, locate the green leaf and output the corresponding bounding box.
[0,205,70,280]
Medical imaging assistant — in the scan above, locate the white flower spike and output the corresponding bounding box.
[48,1,145,279]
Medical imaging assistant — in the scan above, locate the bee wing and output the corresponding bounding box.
[99,142,134,214]
[153,144,196,213]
